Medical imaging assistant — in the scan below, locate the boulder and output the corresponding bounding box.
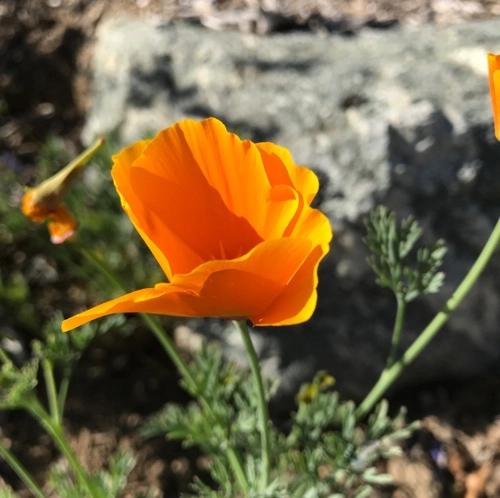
[82,15,500,409]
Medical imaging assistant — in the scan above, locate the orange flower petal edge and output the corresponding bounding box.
[488,53,500,141]
[47,206,78,244]
[21,138,105,242]
[62,118,333,331]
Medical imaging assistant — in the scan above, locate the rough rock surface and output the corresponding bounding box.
[83,15,500,409]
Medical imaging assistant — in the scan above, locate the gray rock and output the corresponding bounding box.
[83,16,500,409]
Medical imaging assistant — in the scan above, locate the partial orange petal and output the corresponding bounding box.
[175,119,271,227]
[21,191,46,222]
[488,53,500,141]
[254,244,328,326]
[47,206,78,244]
[47,205,77,244]
[62,238,313,332]
[62,287,176,331]
[287,205,333,246]
[113,119,269,276]
[112,139,176,279]
[23,187,77,244]
[260,185,301,240]
[257,142,320,205]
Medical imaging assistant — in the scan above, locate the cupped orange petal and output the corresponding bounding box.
[62,237,314,332]
[255,244,326,325]
[111,139,176,279]
[257,142,320,206]
[488,53,500,141]
[255,212,332,325]
[112,118,281,277]
[261,185,301,240]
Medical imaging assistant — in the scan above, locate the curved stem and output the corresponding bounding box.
[78,245,125,291]
[42,358,60,425]
[234,320,271,492]
[0,442,47,498]
[356,216,500,420]
[385,294,406,369]
[139,313,198,392]
[73,244,249,495]
[57,367,72,419]
[27,399,96,497]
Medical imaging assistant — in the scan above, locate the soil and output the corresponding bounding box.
[1,1,500,497]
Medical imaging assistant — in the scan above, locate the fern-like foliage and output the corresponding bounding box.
[47,449,140,498]
[275,374,418,498]
[364,206,446,302]
[143,347,417,497]
[0,359,38,410]
[33,311,125,368]
[143,344,262,461]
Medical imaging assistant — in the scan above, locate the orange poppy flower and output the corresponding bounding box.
[488,53,500,141]
[22,138,105,244]
[62,118,332,331]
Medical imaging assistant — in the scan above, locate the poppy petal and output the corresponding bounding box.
[112,139,177,279]
[488,53,500,141]
[47,205,77,244]
[254,244,328,326]
[257,142,320,205]
[62,237,313,332]
[261,185,301,239]
[114,119,274,276]
[21,191,46,222]
[171,119,271,226]
[288,205,333,246]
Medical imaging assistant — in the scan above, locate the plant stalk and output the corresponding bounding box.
[385,293,406,369]
[57,366,72,419]
[356,216,500,420]
[234,320,271,492]
[27,398,96,497]
[0,442,47,498]
[41,358,61,425]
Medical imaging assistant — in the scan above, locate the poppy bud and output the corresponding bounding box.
[22,138,105,243]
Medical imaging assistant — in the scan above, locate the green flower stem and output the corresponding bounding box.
[0,442,47,498]
[41,358,61,425]
[138,313,197,391]
[78,245,126,292]
[234,320,271,492]
[74,244,249,495]
[57,366,72,419]
[385,293,406,370]
[27,398,96,497]
[356,216,500,420]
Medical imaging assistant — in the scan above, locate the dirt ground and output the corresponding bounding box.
[2,1,500,497]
